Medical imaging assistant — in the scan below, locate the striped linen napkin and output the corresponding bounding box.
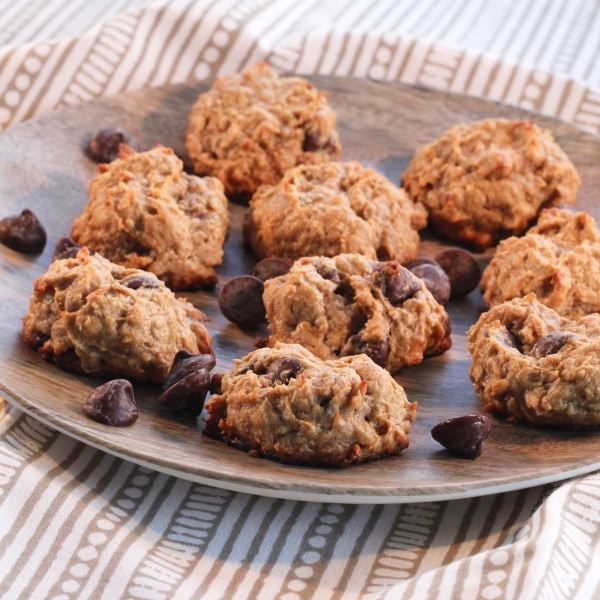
[1,0,600,598]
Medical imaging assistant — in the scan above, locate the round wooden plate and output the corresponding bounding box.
[1,77,600,504]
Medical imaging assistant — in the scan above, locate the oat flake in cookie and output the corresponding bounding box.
[71,145,228,290]
[22,249,213,384]
[245,161,427,264]
[204,343,416,467]
[467,293,600,428]
[402,119,580,250]
[186,62,341,198]
[263,254,451,374]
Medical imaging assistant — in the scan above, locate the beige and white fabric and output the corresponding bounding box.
[1,0,600,598]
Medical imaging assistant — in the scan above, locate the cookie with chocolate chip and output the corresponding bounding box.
[22,248,213,383]
[263,254,451,374]
[204,343,416,467]
[467,293,600,427]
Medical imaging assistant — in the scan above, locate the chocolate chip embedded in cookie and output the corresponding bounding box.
[481,208,600,318]
[245,161,427,264]
[22,248,213,384]
[186,62,341,197]
[467,293,600,428]
[401,119,580,250]
[203,343,416,467]
[71,145,228,290]
[263,254,451,374]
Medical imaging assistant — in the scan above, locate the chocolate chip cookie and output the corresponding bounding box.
[186,62,341,198]
[401,119,580,250]
[22,248,213,384]
[482,208,600,318]
[245,161,428,264]
[204,343,416,467]
[468,293,600,427]
[71,145,228,290]
[263,254,451,373]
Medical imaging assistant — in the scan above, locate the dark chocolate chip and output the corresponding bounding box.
[403,256,438,270]
[87,128,137,163]
[163,350,216,391]
[409,263,451,305]
[302,130,320,152]
[316,263,342,285]
[52,237,82,261]
[532,332,576,358]
[379,263,421,305]
[218,275,266,328]
[29,331,50,351]
[158,368,211,418]
[431,415,491,459]
[0,209,46,254]
[121,275,160,289]
[253,257,292,282]
[346,335,390,367]
[435,248,482,298]
[266,356,303,383]
[209,372,223,395]
[83,379,138,427]
[254,336,270,349]
[498,329,521,351]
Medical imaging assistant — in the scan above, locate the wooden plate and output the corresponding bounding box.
[1,78,600,504]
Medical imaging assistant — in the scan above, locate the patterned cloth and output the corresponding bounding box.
[1,0,600,598]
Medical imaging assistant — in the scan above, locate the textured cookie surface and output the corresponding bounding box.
[482,208,600,318]
[245,162,427,263]
[204,343,416,467]
[467,294,600,427]
[401,119,580,250]
[71,145,229,290]
[22,249,213,384]
[186,62,341,197]
[263,254,451,373]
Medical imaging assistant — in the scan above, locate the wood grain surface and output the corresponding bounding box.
[1,78,600,503]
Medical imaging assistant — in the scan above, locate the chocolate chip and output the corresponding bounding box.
[266,356,303,383]
[409,263,451,305]
[0,209,46,254]
[532,332,576,358]
[121,275,160,289]
[316,264,342,285]
[29,331,50,351]
[218,275,266,328]
[83,379,138,427]
[209,372,223,395]
[254,336,270,349]
[378,262,421,305]
[163,350,216,391]
[431,415,491,459]
[253,258,292,282]
[87,128,137,163]
[346,335,390,367]
[435,248,482,298]
[52,237,82,261]
[302,131,320,152]
[158,368,210,418]
[403,256,438,270]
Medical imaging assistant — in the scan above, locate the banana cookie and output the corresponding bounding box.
[401,119,580,250]
[263,254,451,373]
[22,248,213,384]
[71,145,228,290]
[204,343,416,467]
[468,294,600,428]
[244,161,427,263]
[481,208,600,318]
[186,62,341,198]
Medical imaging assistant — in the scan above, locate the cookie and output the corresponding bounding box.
[204,343,416,467]
[481,208,600,318]
[22,248,213,384]
[467,293,600,428]
[244,161,428,263]
[186,62,341,198]
[401,119,580,250]
[71,145,228,290]
[263,254,451,373]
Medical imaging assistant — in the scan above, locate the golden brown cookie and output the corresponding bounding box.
[186,62,341,198]
[468,293,600,428]
[481,208,600,318]
[22,248,213,384]
[71,145,228,290]
[245,161,427,263]
[401,119,580,250]
[263,254,451,373]
[204,343,416,467]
